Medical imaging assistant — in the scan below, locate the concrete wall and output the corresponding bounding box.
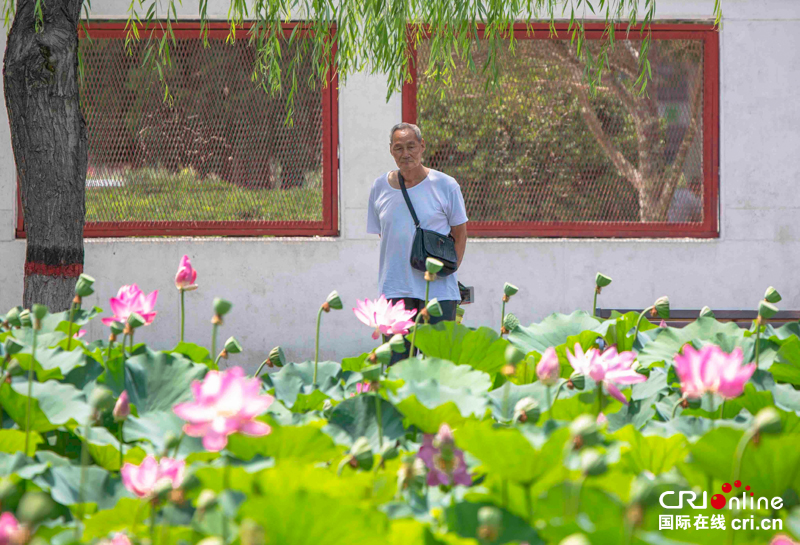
[1,0,800,368]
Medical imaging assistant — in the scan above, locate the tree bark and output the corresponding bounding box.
[4,0,87,311]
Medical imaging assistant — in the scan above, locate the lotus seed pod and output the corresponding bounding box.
[109,320,125,335]
[4,337,24,356]
[698,306,715,319]
[654,296,670,319]
[196,489,218,511]
[31,304,47,322]
[360,363,382,382]
[74,273,96,297]
[126,312,146,330]
[223,336,242,354]
[595,272,612,288]
[764,286,782,304]
[503,282,519,298]
[388,334,406,354]
[425,258,444,274]
[513,397,540,424]
[19,309,31,328]
[268,346,285,367]
[753,407,781,434]
[580,449,607,476]
[426,298,443,318]
[5,307,22,327]
[350,436,374,470]
[212,298,232,317]
[89,386,115,413]
[504,345,525,365]
[325,290,343,310]
[502,312,520,333]
[569,372,586,390]
[759,300,778,320]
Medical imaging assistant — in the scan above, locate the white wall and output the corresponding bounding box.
[2,0,800,369]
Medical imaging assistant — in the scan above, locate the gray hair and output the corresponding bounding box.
[390,122,422,144]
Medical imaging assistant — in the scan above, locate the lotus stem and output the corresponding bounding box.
[222,456,231,544]
[150,499,157,545]
[118,423,124,470]
[424,279,431,308]
[592,288,598,318]
[314,305,324,386]
[409,312,423,359]
[545,385,552,420]
[550,380,567,420]
[524,483,533,524]
[596,382,604,417]
[211,323,219,363]
[130,331,134,352]
[707,392,716,427]
[171,431,186,459]
[66,301,78,351]
[633,307,653,341]
[253,360,269,379]
[24,326,37,455]
[375,392,384,449]
[501,300,506,335]
[755,319,762,367]
[77,417,91,539]
[180,289,185,343]
[671,395,686,419]
[732,429,756,483]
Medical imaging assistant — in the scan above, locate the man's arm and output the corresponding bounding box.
[450,222,467,269]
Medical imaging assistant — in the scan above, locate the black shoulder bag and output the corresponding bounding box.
[398,171,458,277]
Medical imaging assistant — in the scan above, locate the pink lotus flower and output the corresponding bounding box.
[173,367,273,451]
[101,284,158,326]
[673,344,755,400]
[175,255,198,291]
[353,296,417,340]
[417,423,472,487]
[121,455,185,499]
[113,391,130,422]
[73,329,86,339]
[350,381,377,397]
[567,343,646,405]
[104,533,132,545]
[771,537,800,545]
[596,413,608,425]
[536,347,560,385]
[0,512,19,545]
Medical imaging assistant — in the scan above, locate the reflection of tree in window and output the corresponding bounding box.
[417,38,704,224]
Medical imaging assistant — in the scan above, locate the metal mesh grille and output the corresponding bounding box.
[416,37,706,227]
[80,30,325,232]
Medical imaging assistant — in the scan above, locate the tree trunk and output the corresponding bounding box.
[4,0,87,311]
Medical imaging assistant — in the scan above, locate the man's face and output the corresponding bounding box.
[390,129,425,169]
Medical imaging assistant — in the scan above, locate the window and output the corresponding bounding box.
[16,22,338,238]
[403,24,719,238]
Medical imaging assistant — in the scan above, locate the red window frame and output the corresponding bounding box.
[402,23,719,238]
[15,21,339,238]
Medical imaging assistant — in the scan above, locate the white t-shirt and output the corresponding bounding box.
[367,169,468,301]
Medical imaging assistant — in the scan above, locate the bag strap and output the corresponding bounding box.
[397,171,420,228]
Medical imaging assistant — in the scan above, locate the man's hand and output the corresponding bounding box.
[450,223,467,269]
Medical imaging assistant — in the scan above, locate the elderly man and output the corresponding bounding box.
[367,122,468,363]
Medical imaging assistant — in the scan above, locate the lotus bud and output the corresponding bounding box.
[223,336,242,355]
[455,306,465,324]
[268,346,286,367]
[697,306,714,319]
[426,298,443,318]
[502,282,519,299]
[568,372,585,390]
[5,306,21,327]
[502,312,520,335]
[388,334,406,354]
[758,300,778,320]
[764,286,782,304]
[477,506,503,542]
[513,397,540,424]
[75,273,96,297]
[653,296,670,319]
[89,386,115,414]
[505,345,524,365]
[379,441,399,461]
[368,344,392,366]
[753,407,781,434]
[536,346,560,386]
[0,478,16,501]
[17,491,54,524]
[4,337,24,356]
[425,258,444,274]
[113,391,130,422]
[6,361,22,377]
[196,489,217,512]
[126,312,146,330]
[580,449,607,476]
[239,519,266,545]
[213,298,232,317]
[559,534,592,545]
[595,272,612,289]
[19,309,31,328]
[322,290,343,312]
